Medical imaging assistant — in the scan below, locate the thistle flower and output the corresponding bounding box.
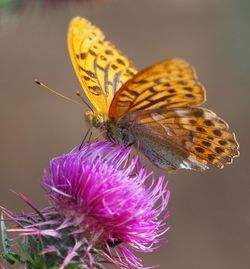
[1,141,170,269]
[42,141,170,268]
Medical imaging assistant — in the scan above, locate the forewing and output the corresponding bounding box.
[109,59,206,119]
[132,107,239,169]
[68,17,137,114]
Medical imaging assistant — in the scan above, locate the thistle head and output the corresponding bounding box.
[0,141,170,269]
[41,141,170,268]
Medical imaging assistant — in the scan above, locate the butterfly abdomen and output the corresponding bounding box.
[132,124,208,171]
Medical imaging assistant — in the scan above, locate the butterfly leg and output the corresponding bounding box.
[166,167,178,174]
[91,129,107,142]
[88,131,93,142]
[125,141,136,148]
[135,139,140,155]
[79,127,92,150]
[134,139,140,173]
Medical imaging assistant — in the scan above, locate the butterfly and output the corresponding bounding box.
[68,16,239,172]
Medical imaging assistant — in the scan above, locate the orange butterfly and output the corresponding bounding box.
[68,16,239,172]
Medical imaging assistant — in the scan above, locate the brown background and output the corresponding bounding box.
[0,0,249,268]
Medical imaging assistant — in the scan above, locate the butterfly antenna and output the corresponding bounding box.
[76,91,94,112]
[35,80,84,107]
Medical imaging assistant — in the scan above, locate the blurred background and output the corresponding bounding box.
[0,0,249,268]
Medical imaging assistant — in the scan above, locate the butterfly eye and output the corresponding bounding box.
[93,115,103,128]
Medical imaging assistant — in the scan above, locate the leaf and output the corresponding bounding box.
[67,264,78,269]
[1,218,26,265]
[1,218,10,254]
[3,252,25,265]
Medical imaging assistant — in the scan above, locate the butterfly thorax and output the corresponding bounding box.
[85,111,109,129]
[86,111,136,146]
[105,118,137,146]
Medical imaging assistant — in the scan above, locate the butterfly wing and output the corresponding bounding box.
[68,17,137,114]
[109,58,206,119]
[108,58,239,170]
[129,107,239,170]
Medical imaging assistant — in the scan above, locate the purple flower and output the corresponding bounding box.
[42,141,170,268]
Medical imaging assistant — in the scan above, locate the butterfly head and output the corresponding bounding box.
[85,111,108,129]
